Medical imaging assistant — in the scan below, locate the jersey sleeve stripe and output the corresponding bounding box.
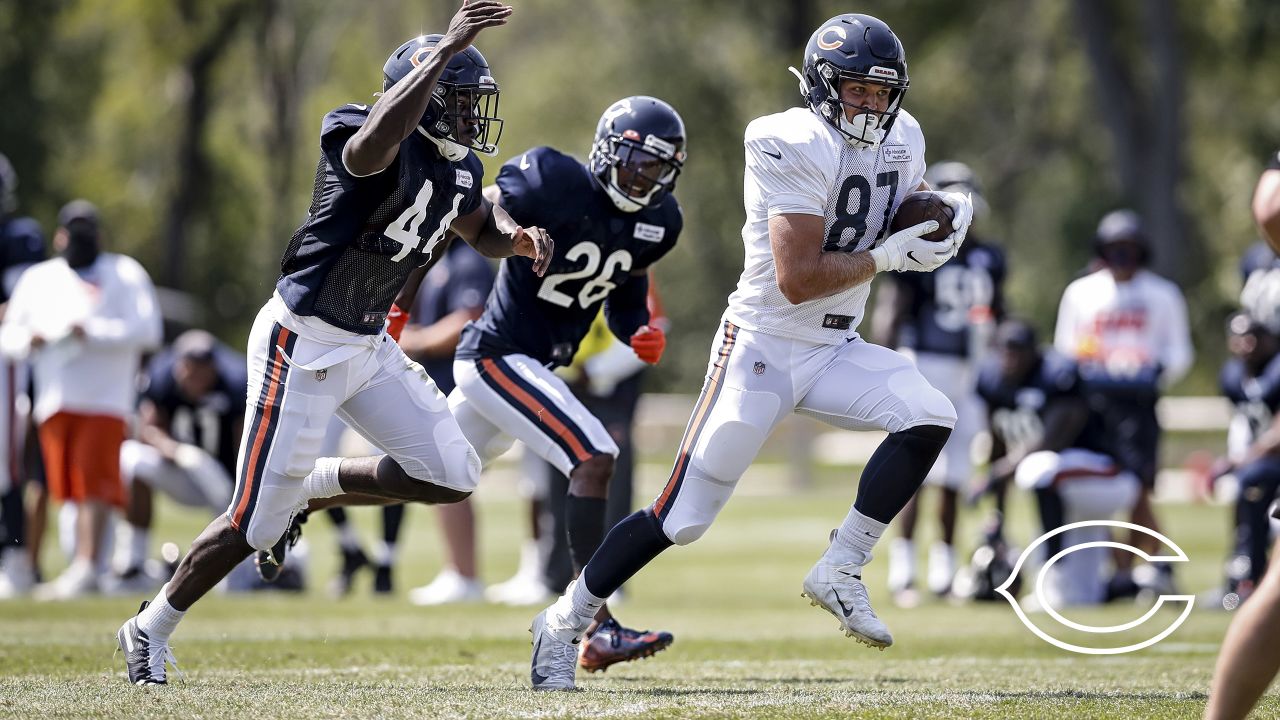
[476,358,597,464]
[653,321,739,518]
[228,325,296,531]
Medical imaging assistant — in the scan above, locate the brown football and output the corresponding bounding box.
[889,191,955,242]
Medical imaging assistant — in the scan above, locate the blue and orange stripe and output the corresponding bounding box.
[229,324,296,531]
[476,357,598,465]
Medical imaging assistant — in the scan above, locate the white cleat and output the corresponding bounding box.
[0,549,35,599]
[33,561,99,601]
[485,572,552,606]
[407,568,484,606]
[529,608,581,691]
[886,538,915,595]
[802,559,893,649]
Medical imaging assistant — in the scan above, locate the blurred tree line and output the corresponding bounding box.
[3,0,1280,393]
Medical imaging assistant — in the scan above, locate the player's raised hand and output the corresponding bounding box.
[440,0,513,53]
[513,225,554,276]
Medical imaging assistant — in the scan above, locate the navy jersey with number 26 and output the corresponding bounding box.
[276,104,484,335]
[457,147,681,367]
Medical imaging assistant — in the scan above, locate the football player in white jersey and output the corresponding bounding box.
[529,13,973,690]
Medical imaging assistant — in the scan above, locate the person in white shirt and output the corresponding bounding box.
[529,13,973,691]
[1053,209,1192,595]
[0,200,161,599]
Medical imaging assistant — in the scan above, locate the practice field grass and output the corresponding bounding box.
[1,463,1273,719]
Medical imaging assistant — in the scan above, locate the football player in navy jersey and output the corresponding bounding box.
[442,96,685,672]
[977,320,1138,609]
[116,1,553,685]
[0,153,45,599]
[1202,313,1280,606]
[874,161,1006,605]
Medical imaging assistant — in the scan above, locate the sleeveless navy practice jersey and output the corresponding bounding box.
[277,104,484,335]
[456,147,681,367]
[896,239,1005,357]
[976,350,1110,457]
[1221,353,1280,449]
[141,344,248,476]
[0,216,45,303]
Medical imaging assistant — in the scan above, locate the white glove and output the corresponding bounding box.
[869,220,955,273]
[939,191,974,249]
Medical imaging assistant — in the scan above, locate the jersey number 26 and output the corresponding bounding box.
[537,242,633,309]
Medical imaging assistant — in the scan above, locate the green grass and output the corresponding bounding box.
[0,464,1271,719]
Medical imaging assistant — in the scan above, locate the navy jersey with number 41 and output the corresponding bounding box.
[457,147,681,367]
[277,104,484,335]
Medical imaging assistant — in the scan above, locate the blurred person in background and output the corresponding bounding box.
[0,200,162,599]
[1053,209,1192,598]
[1199,312,1280,609]
[978,320,1138,609]
[0,153,47,598]
[111,330,244,593]
[1206,150,1280,720]
[874,160,1006,607]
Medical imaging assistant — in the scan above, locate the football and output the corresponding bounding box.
[889,190,956,242]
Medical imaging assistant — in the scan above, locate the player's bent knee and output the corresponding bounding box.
[888,369,957,431]
[658,469,736,546]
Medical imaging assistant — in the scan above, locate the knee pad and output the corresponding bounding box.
[1014,450,1064,490]
[887,369,958,432]
[240,480,306,551]
[659,468,737,546]
[695,385,777,483]
[426,422,481,493]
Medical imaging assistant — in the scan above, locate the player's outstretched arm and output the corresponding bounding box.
[344,0,512,177]
[451,184,553,276]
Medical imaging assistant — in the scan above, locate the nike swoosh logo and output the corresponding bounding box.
[519,154,531,170]
[832,588,855,617]
[761,149,782,160]
[906,250,920,265]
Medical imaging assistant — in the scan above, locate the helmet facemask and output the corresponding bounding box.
[421,77,503,160]
[591,131,684,213]
[796,60,907,149]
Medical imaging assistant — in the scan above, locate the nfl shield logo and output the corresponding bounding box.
[315,369,327,382]
[753,361,766,375]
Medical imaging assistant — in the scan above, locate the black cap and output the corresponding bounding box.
[172,329,217,362]
[58,199,100,234]
[995,320,1037,349]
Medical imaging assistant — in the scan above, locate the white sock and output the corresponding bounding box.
[137,584,186,640]
[335,522,361,552]
[303,457,344,500]
[826,507,888,566]
[127,526,150,570]
[550,577,602,633]
[375,541,396,567]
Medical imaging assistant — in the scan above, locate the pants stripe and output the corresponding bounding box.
[476,357,597,465]
[230,325,296,531]
[653,321,738,518]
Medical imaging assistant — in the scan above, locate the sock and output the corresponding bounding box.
[550,577,605,634]
[127,525,150,570]
[579,508,673,599]
[381,503,405,546]
[826,507,888,567]
[303,457,343,500]
[375,540,396,567]
[0,486,24,549]
[137,584,186,640]
[336,521,361,552]
[565,495,607,574]
[1034,487,1065,559]
[853,425,950,523]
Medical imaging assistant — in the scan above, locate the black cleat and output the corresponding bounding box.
[116,601,178,686]
[255,511,307,583]
[373,564,394,595]
[329,547,370,598]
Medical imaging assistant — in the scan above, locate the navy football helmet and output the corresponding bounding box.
[383,35,502,160]
[0,153,16,217]
[925,161,989,219]
[588,96,686,213]
[790,14,909,148]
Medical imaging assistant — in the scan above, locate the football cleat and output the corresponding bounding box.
[802,559,893,649]
[530,608,582,691]
[329,546,370,598]
[578,618,673,673]
[255,511,307,583]
[373,564,394,595]
[116,602,180,686]
[927,541,955,597]
[407,568,484,606]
